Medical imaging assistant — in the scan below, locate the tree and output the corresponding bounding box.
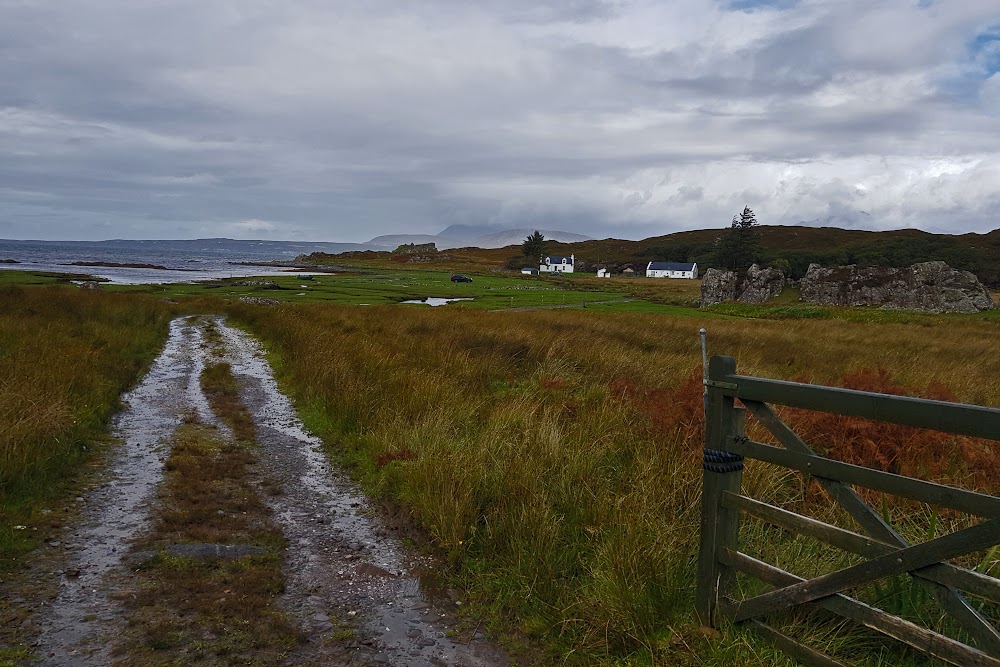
[715,206,761,271]
[522,230,546,260]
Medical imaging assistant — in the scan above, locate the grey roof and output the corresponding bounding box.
[648,262,696,271]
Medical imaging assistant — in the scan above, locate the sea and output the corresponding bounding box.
[0,238,373,284]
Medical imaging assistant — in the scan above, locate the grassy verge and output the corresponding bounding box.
[0,286,171,571]
[226,300,999,665]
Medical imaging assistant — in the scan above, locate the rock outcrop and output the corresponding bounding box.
[739,264,786,303]
[800,261,993,313]
[699,268,739,306]
[700,264,785,305]
[393,242,438,254]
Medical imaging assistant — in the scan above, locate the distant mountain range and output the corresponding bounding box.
[366,225,592,250]
[0,237,379,257]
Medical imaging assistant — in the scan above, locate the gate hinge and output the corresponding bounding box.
[704,379,738,390]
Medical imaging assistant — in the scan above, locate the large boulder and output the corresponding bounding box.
[739,264,785,303]
[700,264,786,305]
[700,268,739,306]
[800,261,993,313]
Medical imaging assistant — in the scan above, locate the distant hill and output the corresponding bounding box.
[457,225,1000,286]
[471,228,592,248]
[0,237,386,261]
[366,225,591,250]
[365,234,445,249]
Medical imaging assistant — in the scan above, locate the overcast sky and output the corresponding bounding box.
[1,0,998,242]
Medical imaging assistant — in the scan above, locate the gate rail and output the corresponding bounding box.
[696,355,1000,667]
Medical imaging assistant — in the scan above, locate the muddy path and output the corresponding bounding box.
[9,316,508,666]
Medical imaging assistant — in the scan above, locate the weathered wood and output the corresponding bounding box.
[717,406,745,593]
[745,619,853,667]
[723,491,1000,605]
[695,355,743,627]
[742,400,906,542]
[729,437,1000,519]
[698,359,1000,662]
[722,491,894,556]
[923,563,1000,607]
[718,373,1000,441]
[743,399,1000,653]
[723,550,1000,667]
[729,518,1000,623]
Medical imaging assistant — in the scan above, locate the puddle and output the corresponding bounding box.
[33,317,213,665]
[400,297,473,306]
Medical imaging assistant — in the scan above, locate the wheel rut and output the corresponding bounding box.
[11,316,508,666]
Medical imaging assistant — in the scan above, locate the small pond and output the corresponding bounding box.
[400,297,473,306]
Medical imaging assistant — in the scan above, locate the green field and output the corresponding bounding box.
[10,264,996,325]
[102,268,631,310]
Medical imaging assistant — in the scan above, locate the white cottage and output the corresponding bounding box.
[646,261,698,279]
[540,254,575,274]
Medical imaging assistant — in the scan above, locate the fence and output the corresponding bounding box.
[696,354,1000,666]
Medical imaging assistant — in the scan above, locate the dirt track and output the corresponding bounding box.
[6,316,508,666]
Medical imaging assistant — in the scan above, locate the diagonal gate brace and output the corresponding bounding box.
[742,399,1000,655]
[728,516,1000,623]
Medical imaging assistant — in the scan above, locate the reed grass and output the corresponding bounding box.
[0,285,170,563]
[227,301,998,664]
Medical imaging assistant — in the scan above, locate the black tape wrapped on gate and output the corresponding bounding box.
[703,447,744,473]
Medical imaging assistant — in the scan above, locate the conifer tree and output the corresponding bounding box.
[715,206,761,271]
[522,230,546,260]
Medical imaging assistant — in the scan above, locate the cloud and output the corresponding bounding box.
[983,73,1000,110]
[0,0,999,241]
[228,219,279,234]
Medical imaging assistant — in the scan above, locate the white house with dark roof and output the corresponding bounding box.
[540,254,574,274]
[646,261,698,279]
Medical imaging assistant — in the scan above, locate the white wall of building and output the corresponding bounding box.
[540,254,575,273]
[645,262,698,279]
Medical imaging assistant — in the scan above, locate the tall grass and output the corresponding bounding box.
[0,286,170,517]
[229,301,999,664]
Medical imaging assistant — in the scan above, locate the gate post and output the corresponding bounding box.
[696,355,745,628]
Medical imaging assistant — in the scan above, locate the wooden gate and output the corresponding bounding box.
[696,355,1000,666]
